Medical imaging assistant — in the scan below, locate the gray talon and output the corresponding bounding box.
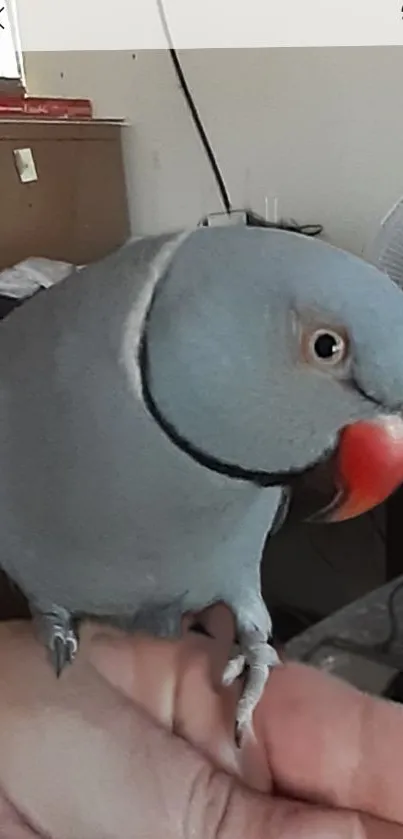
[234,721,243,749]
[48,624,79,677]
[66,633,79,663]
[34,605,79,677]
[227,631,280,746]
[52,633,68,678]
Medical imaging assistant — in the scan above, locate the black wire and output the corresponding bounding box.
[155,0,232,215]
[155,0,323,237]
[198,210,323,237]
[237,210,323,238]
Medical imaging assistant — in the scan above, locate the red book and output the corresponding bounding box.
[0,96,93,119]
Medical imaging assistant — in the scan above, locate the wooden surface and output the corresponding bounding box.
[0,120,130,269]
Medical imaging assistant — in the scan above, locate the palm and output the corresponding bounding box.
[0,611,401,839]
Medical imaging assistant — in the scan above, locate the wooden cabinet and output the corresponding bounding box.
[0,119,130,270]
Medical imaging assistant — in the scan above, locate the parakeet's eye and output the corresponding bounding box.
[303,327,349,368]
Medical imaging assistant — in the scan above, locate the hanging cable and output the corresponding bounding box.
[155,0,232,215]
[155,0,323,236]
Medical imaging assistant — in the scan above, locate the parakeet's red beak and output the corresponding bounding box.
[319,416,403,522]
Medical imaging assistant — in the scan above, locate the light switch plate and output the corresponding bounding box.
[13,148,38,183]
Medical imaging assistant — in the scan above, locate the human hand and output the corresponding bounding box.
[0,608,403,839]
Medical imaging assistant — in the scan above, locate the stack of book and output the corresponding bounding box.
[0,89,93,120]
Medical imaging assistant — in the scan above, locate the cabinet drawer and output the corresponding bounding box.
[0,120,130,269]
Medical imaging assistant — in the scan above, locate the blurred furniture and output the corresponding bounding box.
[386,487,403,582]
[0,119,130,270]
[0,574,28,621]
[284,575,403,696]
[262,505,386,644]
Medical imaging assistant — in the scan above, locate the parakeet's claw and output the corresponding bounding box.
[223,630,281,747]
[48,621,79,678]
[234,721,243,749]
[35,605,79,677]
[50,628,78,677]
[222,652,245,686]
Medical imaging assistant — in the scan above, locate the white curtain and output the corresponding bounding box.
[0,0,23,81]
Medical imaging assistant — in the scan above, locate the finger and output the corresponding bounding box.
[86,630,180,729]
[88,602,237,712]
[0,791,41,838]
[255,661,403,824]
[181,602,239,689]
[88,607,271,788]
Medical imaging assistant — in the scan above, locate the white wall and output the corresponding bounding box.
[24,47,403,255]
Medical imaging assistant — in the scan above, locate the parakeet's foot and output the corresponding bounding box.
[35,605,79,677]
[223,630,281,746]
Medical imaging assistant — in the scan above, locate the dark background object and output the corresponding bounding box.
[383,671,403,702]
[0,571,29,620]
[0,294,25,319]
[386,486,403,582]
[262,506,387,644]
[0,293,36,620]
